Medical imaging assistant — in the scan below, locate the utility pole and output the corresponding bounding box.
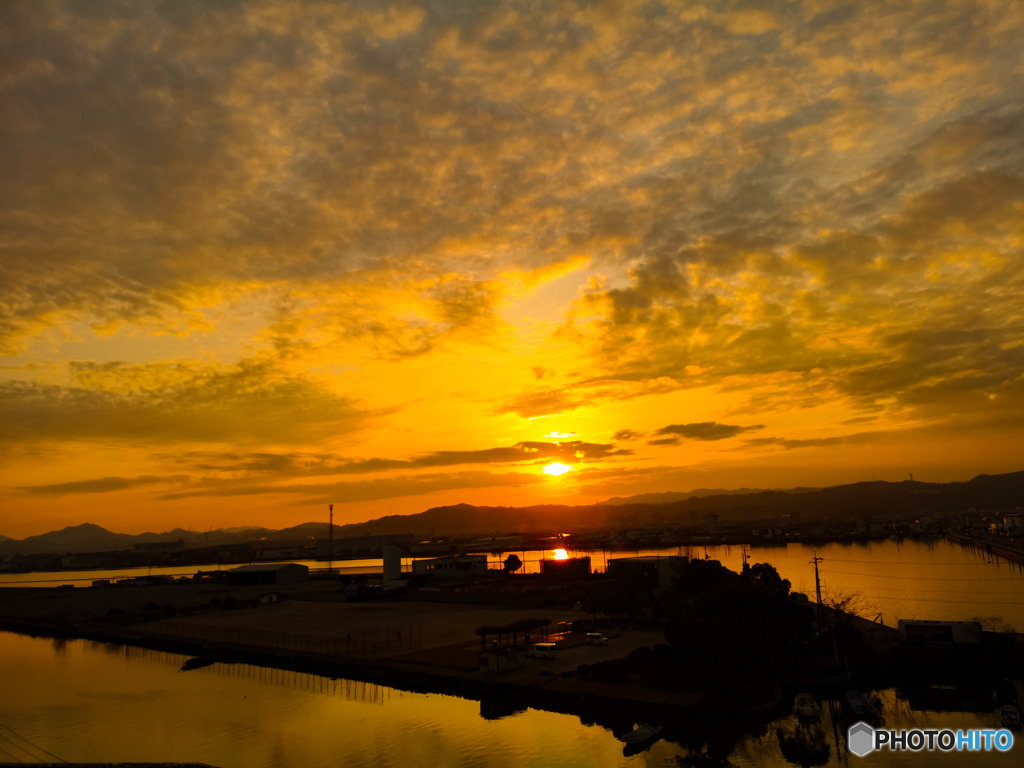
[811,553,825,632]
[328,504,333,577]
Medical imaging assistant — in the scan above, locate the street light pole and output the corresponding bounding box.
[328,504,333,577]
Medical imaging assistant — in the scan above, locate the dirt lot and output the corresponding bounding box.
[0,580,332,624]
[139,598,586,650]
[2,582,679,698]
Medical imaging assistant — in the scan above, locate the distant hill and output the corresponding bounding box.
[327,471,1024,537]
[3,471,1022,557]
[0,522,271,557]
[600,487,820,505]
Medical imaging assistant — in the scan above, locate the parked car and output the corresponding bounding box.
[585,633,609,646]
[794,693,821,719]
[526,642,558,659]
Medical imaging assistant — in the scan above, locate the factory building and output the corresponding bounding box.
[411,555,489,576]
[225,562,309,586]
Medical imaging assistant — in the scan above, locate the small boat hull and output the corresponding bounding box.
[846,690,871,715]
[619,723,664,744]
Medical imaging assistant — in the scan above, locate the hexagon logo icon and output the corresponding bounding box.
[848,722,875,757]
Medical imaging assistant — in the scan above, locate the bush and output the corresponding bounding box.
[654,643,679,660]
[143,602,158,612]
[627,646,655,664]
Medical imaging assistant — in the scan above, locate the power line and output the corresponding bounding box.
[821,568,1024,581]
[841,593,1024,606]
[0,732,33,763]
[0,742,24,763]
[0,722,66,764]
[827,558,1010,566]
[825,583,1024,596]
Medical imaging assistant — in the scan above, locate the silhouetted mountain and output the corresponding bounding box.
[601,487,819,505]
[3,471,1021,557]
[0,523,252,557]
[11,523,123,555]
[329,471,1024,537]
[269,522,332,540]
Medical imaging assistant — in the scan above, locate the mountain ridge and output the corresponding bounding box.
[599,486,822,505]
[3,471,1022,557]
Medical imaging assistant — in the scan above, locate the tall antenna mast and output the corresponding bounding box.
[811,553,825,632]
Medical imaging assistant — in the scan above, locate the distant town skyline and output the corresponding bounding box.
[2,1,1024,539]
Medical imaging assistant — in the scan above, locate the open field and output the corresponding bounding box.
[0,580,332,624]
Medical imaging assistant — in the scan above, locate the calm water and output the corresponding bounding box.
[0,559,376,587]
[0,630,1018,767]
[6,539,1024,631]
[6,536,1024,634]
[492,539,1024,631]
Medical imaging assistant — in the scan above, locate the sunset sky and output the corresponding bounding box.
[2,0,1023,538]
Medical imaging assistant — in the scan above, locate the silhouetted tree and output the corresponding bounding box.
[580,587,607,622]
[742,562,791,595]
[662,559,813,686]
[602,572,658,620]
[503,554,522,573]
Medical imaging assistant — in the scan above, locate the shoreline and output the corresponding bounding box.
[0,616,780,732]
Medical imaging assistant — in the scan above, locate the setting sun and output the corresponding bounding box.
[553,549,569,560]
[543,463,573,476]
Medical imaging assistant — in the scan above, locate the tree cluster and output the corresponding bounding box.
[662,559,813,683]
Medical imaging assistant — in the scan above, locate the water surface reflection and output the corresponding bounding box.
[1,629,1018,766]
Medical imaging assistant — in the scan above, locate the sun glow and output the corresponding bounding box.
[543,462,573,476]
[553,548,568,560]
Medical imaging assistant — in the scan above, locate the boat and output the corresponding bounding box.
[845,690,871,715]
[1001,704,1020,728]
[619,723,664,744]
[794,693,821,718]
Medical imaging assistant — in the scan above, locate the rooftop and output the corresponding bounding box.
[228,563,308,573]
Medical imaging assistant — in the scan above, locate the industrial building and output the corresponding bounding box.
[540,556,591,578]
[607,555,685,587]
[316,533,415,559]
[225,563,309,585]
[411,555,489,576]
[898,619,982,645]
[133,539,186,553]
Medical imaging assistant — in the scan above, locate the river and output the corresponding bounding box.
[0,629,1017,767]
[2,539,1022,766]
[5,538,1024,631]
[490,538,1024,631]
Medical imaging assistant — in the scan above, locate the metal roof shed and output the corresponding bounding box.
[226,562,309,586]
